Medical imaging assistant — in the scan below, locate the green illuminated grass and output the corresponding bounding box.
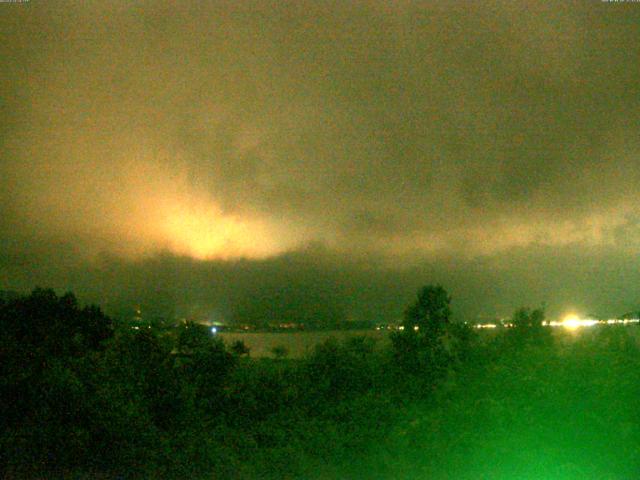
[380,328,640,479]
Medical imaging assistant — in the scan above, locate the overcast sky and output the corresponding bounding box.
[2,1,640,322]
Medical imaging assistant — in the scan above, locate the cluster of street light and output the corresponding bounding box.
[472,314,640,330]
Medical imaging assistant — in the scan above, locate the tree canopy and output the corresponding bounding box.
[404,285,452,336]
[512,306,545,328]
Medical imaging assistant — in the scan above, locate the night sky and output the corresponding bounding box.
[2,1,640,323]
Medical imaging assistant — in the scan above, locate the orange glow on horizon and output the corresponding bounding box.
[160,199,282,260]
[100,153,294,261]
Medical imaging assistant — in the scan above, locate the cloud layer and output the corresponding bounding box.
[2,1,640,319]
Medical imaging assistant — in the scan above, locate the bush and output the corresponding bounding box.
[304,337,379,405]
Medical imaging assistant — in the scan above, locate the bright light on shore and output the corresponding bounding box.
[472,317,639,330]
[556,314,598,330]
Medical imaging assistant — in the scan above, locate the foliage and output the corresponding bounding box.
[304,337,380,404]
[390,285,459,382]
[0,287,112,361]
[231,339,251,357]
[511,305,545,328]
[404,284,451,336]
[4,287,639,479]
[506,305,552,346]
[271,344,289,359]
[382,327,640,479]
[174,322,236,414]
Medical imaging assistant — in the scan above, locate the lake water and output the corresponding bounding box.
[218,329,389,358]
[219,324,640,358]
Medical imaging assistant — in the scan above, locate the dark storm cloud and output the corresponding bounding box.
[35,244,640,325]
[1,1,640,319]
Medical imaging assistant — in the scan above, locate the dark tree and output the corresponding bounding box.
[390,285,453,378]
[0,288,113,360]
[176,321,213,354]
[0,289,114,476]
[508,305,550,346]
[271,345,289,359]
[512,306,545,328]
[305,338,375,402]
[231,339,251,357]
[174,322,236,413]
[404,285,451,336]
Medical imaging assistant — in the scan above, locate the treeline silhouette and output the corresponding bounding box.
[1,287,639,478]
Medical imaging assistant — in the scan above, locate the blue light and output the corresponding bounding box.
[211,326,218,334]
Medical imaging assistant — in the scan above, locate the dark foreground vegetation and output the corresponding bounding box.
[1,287,640,479]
